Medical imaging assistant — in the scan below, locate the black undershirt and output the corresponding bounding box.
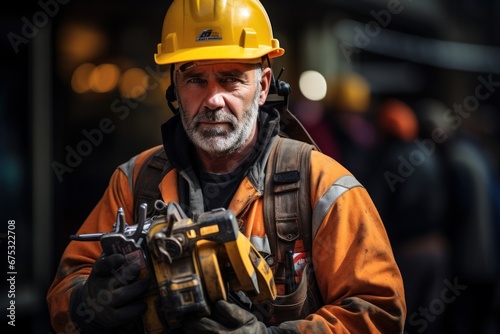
[195,148,259,211]
[198,166,245,210]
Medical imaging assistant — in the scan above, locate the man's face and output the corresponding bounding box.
[175,62,269,157]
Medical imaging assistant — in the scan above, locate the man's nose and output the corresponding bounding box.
[203,81,226,110]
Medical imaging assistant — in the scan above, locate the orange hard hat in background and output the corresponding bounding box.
[378,99,419,142]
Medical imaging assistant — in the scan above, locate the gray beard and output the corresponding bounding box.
[179,89,260,158]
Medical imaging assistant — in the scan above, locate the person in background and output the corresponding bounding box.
[295,72,376,182]
[365,98,450,333]
[416,98,500,334]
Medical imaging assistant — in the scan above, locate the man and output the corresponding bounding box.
[47,0,406,333]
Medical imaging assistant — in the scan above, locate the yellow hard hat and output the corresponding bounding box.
[327,72,371,113]
[154,0,285,65]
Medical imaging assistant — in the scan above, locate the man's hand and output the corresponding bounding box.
[70,253,149,333]
[182,300,272,334]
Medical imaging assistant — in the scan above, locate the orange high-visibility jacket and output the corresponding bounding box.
[47,108,406,333]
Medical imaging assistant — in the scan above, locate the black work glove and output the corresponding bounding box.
[70,253,149,333]
[182,300,284,334]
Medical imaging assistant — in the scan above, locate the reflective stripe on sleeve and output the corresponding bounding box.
[250,235,271,255]
[118,155,138,193]
[312,175,363,240]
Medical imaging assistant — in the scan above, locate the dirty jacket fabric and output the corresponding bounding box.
[47,106,406,333]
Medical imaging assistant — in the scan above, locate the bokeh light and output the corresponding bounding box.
[299,70,328,101]
[71,63,96,93]
[89,63,120,93]
[119,68,149,98]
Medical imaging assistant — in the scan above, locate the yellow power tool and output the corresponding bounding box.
[70,200,276,333]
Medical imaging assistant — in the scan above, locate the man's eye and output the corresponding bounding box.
[187,78,204,84]
[222,77,239,84]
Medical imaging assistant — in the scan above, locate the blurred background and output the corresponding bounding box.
[1,0,499,333]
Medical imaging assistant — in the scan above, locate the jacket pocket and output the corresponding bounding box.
[260,263,324,326]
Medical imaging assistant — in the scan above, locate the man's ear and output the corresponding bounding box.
[258,67,273,106]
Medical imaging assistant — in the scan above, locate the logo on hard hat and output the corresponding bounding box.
[196,29,222,41]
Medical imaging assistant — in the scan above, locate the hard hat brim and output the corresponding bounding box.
[154,44,284,65]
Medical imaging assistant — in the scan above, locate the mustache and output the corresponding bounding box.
[193,109,237,124]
